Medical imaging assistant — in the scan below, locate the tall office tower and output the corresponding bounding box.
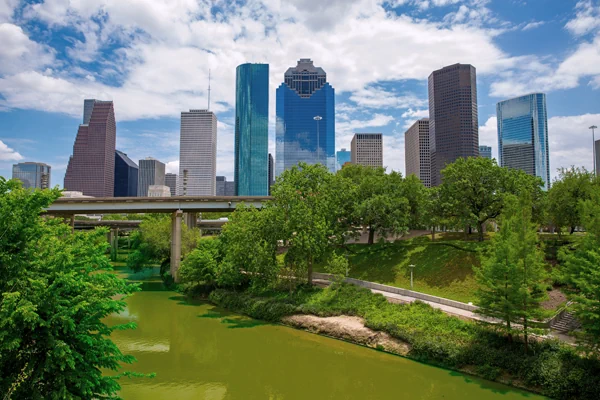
[405,118,431,187]
[12,162,51,189]
[595,139,600,176]
[428,64,478,186]
[497,93,550,190]
[336,148,351,171]
[165,173,177,196]
[268,153,275,195]
[351,133,383,168]
[235,63,269,196]
[179,109,217,196]
[147,185,171,197]
[114,150,138,197]
[215,176,235,196]
[479,145,492,160]
[138,158,165,197]
[64,99,116,197]
[276,58,335,175]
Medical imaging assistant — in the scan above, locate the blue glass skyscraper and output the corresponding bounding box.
[497,93,550,190]
[336,148,351,171]
[235,63,269,195]
[276,59,335,175]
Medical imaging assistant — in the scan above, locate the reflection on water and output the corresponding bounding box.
[107,268,545,400]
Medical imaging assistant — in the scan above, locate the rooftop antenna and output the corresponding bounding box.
[208,69,211,111]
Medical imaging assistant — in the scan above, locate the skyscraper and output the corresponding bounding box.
[216,176,235,196]
[165,173,177,197]
[179,109,217,196]
[64,99,116,197]
[336,148,351,171]
[479,145,492,160]
[138,158,165,197]
[351,133,383,168]
[12,162,51,189]
[268,153,275,194]
[405,118,431,187]
[428,64,478,186]
[497,93,550,189]
[114,150,138,197]
[235,63,269,196]
[276,58,335,175]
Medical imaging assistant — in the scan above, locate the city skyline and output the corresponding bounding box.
[0,1,598,184]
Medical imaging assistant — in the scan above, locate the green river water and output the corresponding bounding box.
[107,268,545,400]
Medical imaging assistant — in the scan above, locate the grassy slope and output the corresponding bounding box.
[316,235,487,304]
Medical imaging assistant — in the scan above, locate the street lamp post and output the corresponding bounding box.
[314,116,322,165]
[591,125,598,175]
[409,264,415,290]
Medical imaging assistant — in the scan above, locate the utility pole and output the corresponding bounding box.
[591,125,597,175]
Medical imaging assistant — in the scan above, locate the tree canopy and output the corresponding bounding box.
[0,178,139,399]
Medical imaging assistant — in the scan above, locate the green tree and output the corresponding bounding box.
[475,195,547,350]
[0,178,139,399]
[548,167,596,235]
[179,238,221,287]
[440,157,544,241]
[561,185,600,351]
[338,165,409,244]
[220,205,281,289]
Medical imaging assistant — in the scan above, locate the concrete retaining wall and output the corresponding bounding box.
[312,272,478,312]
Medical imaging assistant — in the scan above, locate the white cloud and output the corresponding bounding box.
[337,113,395,136]
[522,21,545,31]
[0,139,23,161]
[478,115,498,160]
[0,0,18,23]
[565,0,600,36]
[350,86,426,109]
[0,23,55,75]
[401,108,429,129]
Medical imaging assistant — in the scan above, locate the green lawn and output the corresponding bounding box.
[316,235,489,304]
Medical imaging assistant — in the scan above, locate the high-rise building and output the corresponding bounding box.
[235,63,269,196]
[351,133,383,168]
[268,153,275,195]
[216,176,235,196]
[114,150,138,197]
[428,64,478,186]
[479,145,492,160]
[336,148,351,171]
[148,185,171,197]
[138,158,165,197]
[179,109,217,196]
[497,93,550,190]
[165,173,177,197]
[405,118,431,187]
[276,58,335,175]
[12,162,51,189]
[64,99,116,197]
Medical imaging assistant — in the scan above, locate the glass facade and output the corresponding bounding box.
[12,162,51,189]
[235,63,269,196]
[276,59,335,176]
[114,150,138,197]
[479,145,492,159]
[336,149,351,171]
[497,93,550,190]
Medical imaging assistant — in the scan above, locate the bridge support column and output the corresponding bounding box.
[170,210,183,282]
[184,212,197,229]
[110,228,118,261]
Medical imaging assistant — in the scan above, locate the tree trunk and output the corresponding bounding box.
[431,225,436,241]
[477,221,484,242]
[368,226,375,245]
[570,226,575,235]
[523,316,528,353]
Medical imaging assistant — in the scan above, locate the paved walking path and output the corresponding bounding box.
[314,278,577,344]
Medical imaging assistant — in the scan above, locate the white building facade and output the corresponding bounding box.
[179,109,217,196]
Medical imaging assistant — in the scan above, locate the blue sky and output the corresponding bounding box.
[0,0,599,187]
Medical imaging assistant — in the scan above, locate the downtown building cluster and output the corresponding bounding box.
[52,58,384,198]
[405,63,552,190]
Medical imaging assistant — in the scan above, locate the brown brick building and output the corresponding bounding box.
[64,100,116,197]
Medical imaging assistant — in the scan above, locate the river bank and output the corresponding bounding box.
[206,283,600,400]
